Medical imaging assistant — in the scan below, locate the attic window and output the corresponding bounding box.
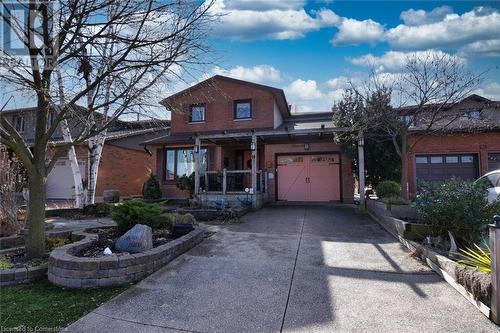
[234,100,252,119]
[190,104,205,123]
[12,115,25,133]
[461,110,481,120]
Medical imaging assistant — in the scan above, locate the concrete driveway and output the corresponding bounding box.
[66,205,498,332]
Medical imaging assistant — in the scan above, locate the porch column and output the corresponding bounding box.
[194,136,201,197]
[358,133,366,211]
[251,134,258,208]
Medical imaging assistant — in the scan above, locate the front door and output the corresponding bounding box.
[277,154,340,202]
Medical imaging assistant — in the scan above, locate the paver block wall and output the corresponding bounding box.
[48,227,208,288]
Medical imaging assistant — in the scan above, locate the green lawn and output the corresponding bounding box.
[0,279,129,331]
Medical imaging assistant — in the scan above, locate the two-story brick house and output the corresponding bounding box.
[144,75,354,205]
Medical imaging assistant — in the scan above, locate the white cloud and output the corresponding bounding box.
[347,50,465,72]
[459,39,500,57]
[331,18,385,45]
[211,65,282,83]
[285,79,323,100]
[210,0,340,41]
[386,7,500,50]
[474,82,500,101]
[223,0,306,11]
[400,6,453,26]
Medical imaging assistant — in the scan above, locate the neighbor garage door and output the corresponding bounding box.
[46,159,86,199]
[415,154,479,183]
[277,154,340,202]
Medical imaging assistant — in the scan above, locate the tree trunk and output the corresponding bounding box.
[24,165,46,259]
[400,134,409,200]
[86,131,106,204]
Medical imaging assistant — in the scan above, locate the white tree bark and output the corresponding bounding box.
[55,67,85,208]
[86,131,106,204]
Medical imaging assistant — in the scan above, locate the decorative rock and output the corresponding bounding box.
[103,247,113,256]
[115,224,152,253]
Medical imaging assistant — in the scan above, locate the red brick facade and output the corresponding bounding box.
[407,131,500,196]
[167,78,284,134]
[95,144,153,197]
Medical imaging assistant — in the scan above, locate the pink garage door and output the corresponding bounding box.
[277,154,340,202]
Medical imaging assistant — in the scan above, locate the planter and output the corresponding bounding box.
[0,264,47,286]
[48,226,209,288]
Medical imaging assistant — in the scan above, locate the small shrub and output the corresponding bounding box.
[456,243,491,274]
[46,237,68,251]
[111,200,162,233]
[143,173,162,200]
[415,178,500,245]
[380,197,410,205]
[0,258,13,270]
[174,213,197,225]
[376,180,401,199]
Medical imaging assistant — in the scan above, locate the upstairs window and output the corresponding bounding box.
[190,104,205,123]
[12,115,25,133]
[461,110,482,121]
[234,100,252,120]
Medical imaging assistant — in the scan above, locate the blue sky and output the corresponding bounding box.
[202,0,500,112]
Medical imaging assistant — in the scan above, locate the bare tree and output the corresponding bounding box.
[334,51,483,199]
[0,0,216,258]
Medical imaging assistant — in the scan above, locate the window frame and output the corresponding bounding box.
[12,115,25,133]
[163,147,208,182]
[189,104,206,123]
[233,99,252,120]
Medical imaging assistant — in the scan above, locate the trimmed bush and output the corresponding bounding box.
[143,173,162,200]
[111,200,162,233]
[376,180,401,199]
[415,178,500,245]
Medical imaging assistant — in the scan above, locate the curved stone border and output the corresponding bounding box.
[0,264,47,286]
[48,226,208,288]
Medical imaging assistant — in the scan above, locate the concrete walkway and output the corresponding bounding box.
[66,205,498,332]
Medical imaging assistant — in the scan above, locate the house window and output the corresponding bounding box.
[415,156,428,164]
[166,150,175,180]
[190,105,205,122]
[164,148,207,180]
[430,156,443,164]
[12,115,25,132]
[234,100,252,119]
[461,110,481,120]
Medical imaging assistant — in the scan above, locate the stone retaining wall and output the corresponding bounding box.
[48,226,208,288]
[0,264,47,286]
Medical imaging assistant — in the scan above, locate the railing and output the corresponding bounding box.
[201,169,266,194]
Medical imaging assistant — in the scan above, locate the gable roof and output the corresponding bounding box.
[160,75,291,118]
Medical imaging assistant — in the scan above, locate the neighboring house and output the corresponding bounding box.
[1,107,169,201]
[143,75,354,206]
[405,94,500,197]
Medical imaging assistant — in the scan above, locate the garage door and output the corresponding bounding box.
[415,154,478,183]
[46,159,86,199]
[277,154,340,202]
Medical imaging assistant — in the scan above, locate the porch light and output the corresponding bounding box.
[304,143,310,150]
[194,145,199,154]
[250,141,256,151]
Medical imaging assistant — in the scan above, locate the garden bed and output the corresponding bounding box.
[74,227,176,257]
[48,225,209,288]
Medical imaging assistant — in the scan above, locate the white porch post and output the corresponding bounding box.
[490,215,500,324]
[358,133,366,210]
[251,134,258,208]
[194,137,201,198]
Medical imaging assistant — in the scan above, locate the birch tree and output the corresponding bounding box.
[0,0,216,258]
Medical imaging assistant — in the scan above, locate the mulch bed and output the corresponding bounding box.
[0,248,49,269]
[75,227,177,258]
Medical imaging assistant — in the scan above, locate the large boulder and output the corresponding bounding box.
[115,224,153,253]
